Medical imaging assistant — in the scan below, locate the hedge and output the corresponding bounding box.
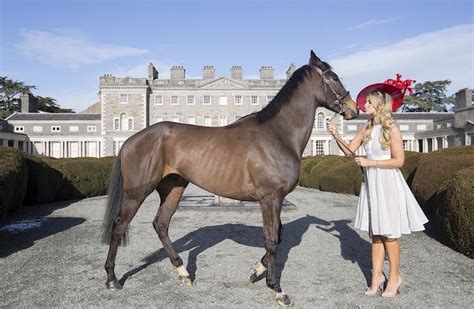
[433,167,474,258]
[411,146,474,212]
[318,160,364,196]
[0,147,28,217]
[300,155,349,189]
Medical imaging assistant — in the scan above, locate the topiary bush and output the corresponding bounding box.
[0,147,28,216]
[300,155,350,189]
[318,160,364,196]
[411,146,474,212]
[433,166,474,258]
[400,151,423,187]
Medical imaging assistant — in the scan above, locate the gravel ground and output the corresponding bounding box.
[1,185,472,308]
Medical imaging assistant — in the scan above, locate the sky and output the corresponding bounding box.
[1,0,473,112]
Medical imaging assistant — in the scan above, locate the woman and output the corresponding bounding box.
[326,76,428,298]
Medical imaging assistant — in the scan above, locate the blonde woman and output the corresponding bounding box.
[326,77,428,298]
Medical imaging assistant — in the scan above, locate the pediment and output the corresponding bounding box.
[198,77,247,89]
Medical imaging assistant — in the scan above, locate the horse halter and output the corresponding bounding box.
[317,68,351,121]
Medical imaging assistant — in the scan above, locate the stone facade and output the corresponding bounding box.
[1,63,472,158]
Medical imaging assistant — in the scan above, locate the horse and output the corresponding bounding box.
[102,50,359,306]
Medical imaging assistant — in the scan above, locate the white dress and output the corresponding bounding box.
[354,124,428,238]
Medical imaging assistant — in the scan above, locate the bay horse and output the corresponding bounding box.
[102,50,359,306]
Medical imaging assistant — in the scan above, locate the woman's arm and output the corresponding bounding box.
[327,123,366,155]
[356,125,405,168]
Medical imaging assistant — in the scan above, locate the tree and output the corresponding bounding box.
[0,76,36,118]
[37,96,74,113]
[401,80,455,112]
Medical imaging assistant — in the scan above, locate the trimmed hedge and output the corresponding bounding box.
[318,160,364,196]
[0,147,28,217]
[400,151,423,187]
[434,167,474,258]
[300,155,350,189]
[411,146,474,212]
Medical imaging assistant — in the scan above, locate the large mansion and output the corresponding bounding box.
[1,63,473,158]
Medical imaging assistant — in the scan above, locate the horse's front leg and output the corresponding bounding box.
[259,194,293,307]
[250,220,282,283]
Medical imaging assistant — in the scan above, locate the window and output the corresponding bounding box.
[204,115,212,126]
[187,95,195,105]
[187,116,196,125]
[235,115,241,121]
[51,126,61,132]
[14,126,24,133]
[316,113,325,129]
[348,125,357,131]
[120,113,128,131]
[128,119,133,130]
[436,124,441,129]
[219,96,227,105]
[69,126,79,132]
[155,116,163,123]
[403,140,411,150]
[447,123,452,128]
[171,115,180,123]
[155,95,163,105]
[203,95,211,105]
[87,126,97,132]
[267,95,275,103]
[234,95,242,105]
[119,94,128,104]
[171,95,179,105]
[251,95,259,105]
[219,115,227,126]
[416,124,427,131]
[33,126,43,133]
[113,140,125,156]
[114,119,119,131]
[315,140,324,155]
[399,125,409,131]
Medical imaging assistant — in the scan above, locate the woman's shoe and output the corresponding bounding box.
[381,277,402,298]
[364,273,386,296]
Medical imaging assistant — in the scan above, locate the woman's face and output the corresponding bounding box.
[364,97,377,115]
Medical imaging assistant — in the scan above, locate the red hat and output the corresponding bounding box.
[356,74,415,112]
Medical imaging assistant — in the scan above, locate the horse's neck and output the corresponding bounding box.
[269,84,319,156]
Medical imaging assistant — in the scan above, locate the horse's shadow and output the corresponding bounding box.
[119,215,372,286]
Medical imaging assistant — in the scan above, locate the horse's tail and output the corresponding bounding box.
[101,154,127,245]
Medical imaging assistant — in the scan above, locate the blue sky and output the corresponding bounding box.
[1,0,473,112]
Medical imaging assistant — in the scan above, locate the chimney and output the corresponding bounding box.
[202,66,215,79]
[259,66,274,79]
[231,66,243,79]
[148,63,158,80]
[170,66,185,79]
[21,93,38,113]
[455,88,472,110]
[286,63,296,79]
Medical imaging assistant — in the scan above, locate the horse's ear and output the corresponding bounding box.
[309,50,321,67]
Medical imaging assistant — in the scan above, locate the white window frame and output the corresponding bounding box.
[171,115,180,123]
[113,118,119,131]
[251,95,259,105]
[399,124,409,131]
[234,95,242,105]
[204,115,212,126]
[235,115,241,121]
[33,126,43,132]
[203,95,211,105]
[417,124,427,131]
[69,126,79,132]
[154,95,163,105]
[316,112,325,129]
[171,95,179,105]
[128,118,134,131]
[219,115,227,126]
[187,115,196,125]
[154,115,163,123]
[51,126,61,132]
[119,94,128,104]
[187,95,195,105]
[87,125,97,132]
[14,126,24,133]
[267,95,275,103]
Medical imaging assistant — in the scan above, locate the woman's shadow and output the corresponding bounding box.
[119,216,372,286]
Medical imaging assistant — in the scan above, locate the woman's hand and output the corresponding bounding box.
[326,123,339,136]
[355,157,374,167]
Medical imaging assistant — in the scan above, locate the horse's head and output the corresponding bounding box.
[308,50,359,120]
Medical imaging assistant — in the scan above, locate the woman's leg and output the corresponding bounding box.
[382,238,401,296]
[365,236,386,295]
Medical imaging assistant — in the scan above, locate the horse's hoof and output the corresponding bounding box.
[105,280,122,290]
[275,293,294,307]
[179,275,192,287]
[249,272,259,283]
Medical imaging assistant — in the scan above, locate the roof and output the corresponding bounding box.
[356,112,454,121]
[6,112,101,121]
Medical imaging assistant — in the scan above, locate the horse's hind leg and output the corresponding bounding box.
[105,190,153,289]
[153,174,191,286]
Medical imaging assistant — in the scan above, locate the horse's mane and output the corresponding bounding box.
[255,62,330,124]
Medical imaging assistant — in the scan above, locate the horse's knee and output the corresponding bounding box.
[264,239,279,255]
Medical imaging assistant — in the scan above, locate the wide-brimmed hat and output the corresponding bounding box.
[356,74,415,112]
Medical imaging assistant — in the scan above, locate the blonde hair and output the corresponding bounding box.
[362,90,395,149]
